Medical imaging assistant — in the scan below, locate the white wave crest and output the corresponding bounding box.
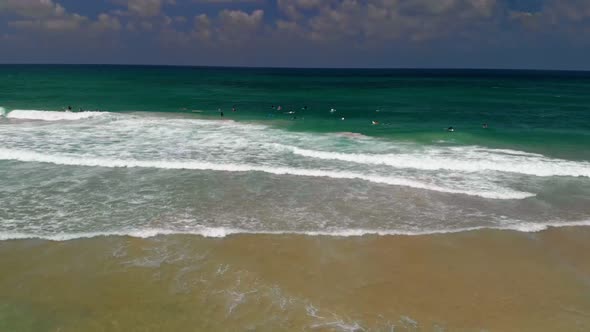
[285,146,590,178]
[1,220,590,241]
[6,110,109,121]
[0,148,534,199]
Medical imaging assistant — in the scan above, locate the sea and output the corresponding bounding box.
[1,65,590,331]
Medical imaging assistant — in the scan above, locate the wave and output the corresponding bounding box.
[6,109,109,121]
[333,132,370,139]
[0,148,534,199]
[2,221,590,241]
[284,146,590,178]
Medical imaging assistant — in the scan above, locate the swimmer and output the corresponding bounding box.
[341,117,345,121]
[330,108,336,113]
[482,123,488,129]
[372,121,379,125]
[447,126,455,132]
[302,106,308,110]
[67,106,72,111]
[218,108,224,117]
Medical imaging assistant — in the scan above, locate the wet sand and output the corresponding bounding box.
[1,228,590,331]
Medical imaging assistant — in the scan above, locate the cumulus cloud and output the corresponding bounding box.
[544,0,590,22]
[218,9,263,31]
[129,0,175,17]
[277,0,326,20]
[511,0,590,25]
[1,0,590,67]
[193,13,212,40]
[111,0,175,17]
[91,13,122,31]
[0,0,67,18]
[274,0,500,44]
[8,15,87,31]
[0,0,93,32]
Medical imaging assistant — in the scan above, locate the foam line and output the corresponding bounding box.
[285,146,590,177]
[1,220,590,241]
[6,110,108,121]
[0,148,534,199]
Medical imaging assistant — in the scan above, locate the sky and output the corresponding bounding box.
[0,0,589,69]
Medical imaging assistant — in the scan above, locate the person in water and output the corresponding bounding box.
[447,126,455,132]
[482,123,488,129]
[67,106,72,111]
[232,105,236,112]
[219,108,224,117]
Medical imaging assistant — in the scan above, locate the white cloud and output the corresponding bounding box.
[124,0,175,17]
[510,0,590,30]
[8,14,88,31]
[0,0,67,18]
[275,0,500,43]
[91,13,122,31]
[216,9,264,42]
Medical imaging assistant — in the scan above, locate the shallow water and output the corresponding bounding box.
[1,110,589,239]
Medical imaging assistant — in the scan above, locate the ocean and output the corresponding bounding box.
[1,65,590,331]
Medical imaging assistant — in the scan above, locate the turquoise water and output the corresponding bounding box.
[1,65,590,239]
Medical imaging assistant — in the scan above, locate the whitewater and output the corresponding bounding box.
[1,109,590,241]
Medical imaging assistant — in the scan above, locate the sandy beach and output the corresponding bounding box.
[2,227,589,331]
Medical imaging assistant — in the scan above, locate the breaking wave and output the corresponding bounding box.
[0,148,535,199]
[6,109,109,121]
[284,146,590,177]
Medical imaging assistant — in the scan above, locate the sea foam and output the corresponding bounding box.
[1,220,590,241]
[284,146,590,178]
[0,148,535,199]
[6,110,108,121]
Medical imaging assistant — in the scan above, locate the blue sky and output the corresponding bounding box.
[0,0,589,69]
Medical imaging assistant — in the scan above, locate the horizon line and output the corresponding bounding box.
[0,63,589,73]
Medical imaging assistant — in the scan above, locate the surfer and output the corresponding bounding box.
[447,126,455,132]
[232,105,236,112]
[372,120,379,125]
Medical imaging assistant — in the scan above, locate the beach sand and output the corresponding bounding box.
[1,227,590,331]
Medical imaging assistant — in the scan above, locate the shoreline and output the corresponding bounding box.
[2,223,590,242]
